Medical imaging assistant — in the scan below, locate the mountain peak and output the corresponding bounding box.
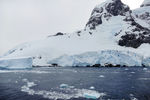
[141,0,150,7]
[86,0,130,29]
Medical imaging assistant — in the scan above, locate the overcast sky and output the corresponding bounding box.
[0,0,144,55]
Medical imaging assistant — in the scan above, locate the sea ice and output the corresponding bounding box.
[131,72,135,74]
[99,75,105,78]
[60,84,69,88]
[83,91,102,99]
[143,68,148,71]
[27,82,37,88]
[21,79,106,100]
[89,86,95,90]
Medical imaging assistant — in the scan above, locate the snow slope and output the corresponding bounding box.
[1,0,150,67]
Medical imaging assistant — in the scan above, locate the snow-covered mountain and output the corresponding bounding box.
[1,0,150,67]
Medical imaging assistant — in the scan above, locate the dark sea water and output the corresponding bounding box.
[0,67,150,100]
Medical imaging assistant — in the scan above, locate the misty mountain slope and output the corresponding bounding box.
[133,0,150,29]
[2,0,150,66]
[141,0,150,7]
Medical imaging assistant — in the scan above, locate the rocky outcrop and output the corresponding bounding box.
[105,0,130,16]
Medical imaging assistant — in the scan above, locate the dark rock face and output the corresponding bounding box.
[86,7,103,29]
[86,15,102,29]
[51,63,58,67]
[55,32,64,36]
[119,33,150,48]
[105,0,130,16]
[92,64,101,67]
[119,34,141,48]
[48,32,65,37]
[135,12,150,28]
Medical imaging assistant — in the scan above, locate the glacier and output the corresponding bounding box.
[48,50,143,67]
[0,57,33,69]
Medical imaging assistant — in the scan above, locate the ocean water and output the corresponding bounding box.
[0,67,150,100]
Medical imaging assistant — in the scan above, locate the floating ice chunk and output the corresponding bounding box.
[143,68,148,71]
[89,86,95,90]
[59,84,74,89]
[99,75,105,78]
[21,86,35,95]
[138,78,150,80]
[22,78,28,82]
[15,81,18,83]
[60,84,69,88]
[27,82,37,88]
[21,80,106,100]
[83,91,102,99]
[21,79,36,95]
[69,86,75,89]
[130,94,138,100]
[21,85,30,92]
[131,72,135,74]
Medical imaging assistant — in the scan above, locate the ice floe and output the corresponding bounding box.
[89,86,95,90]
[143,68,148,71]
[21,79,106,100]
[129,94,138,100]
[83,91,101,99]
[99,75,105,78]
[131,72,135,74]
[60,84,69,88]
[138,78,150,80]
